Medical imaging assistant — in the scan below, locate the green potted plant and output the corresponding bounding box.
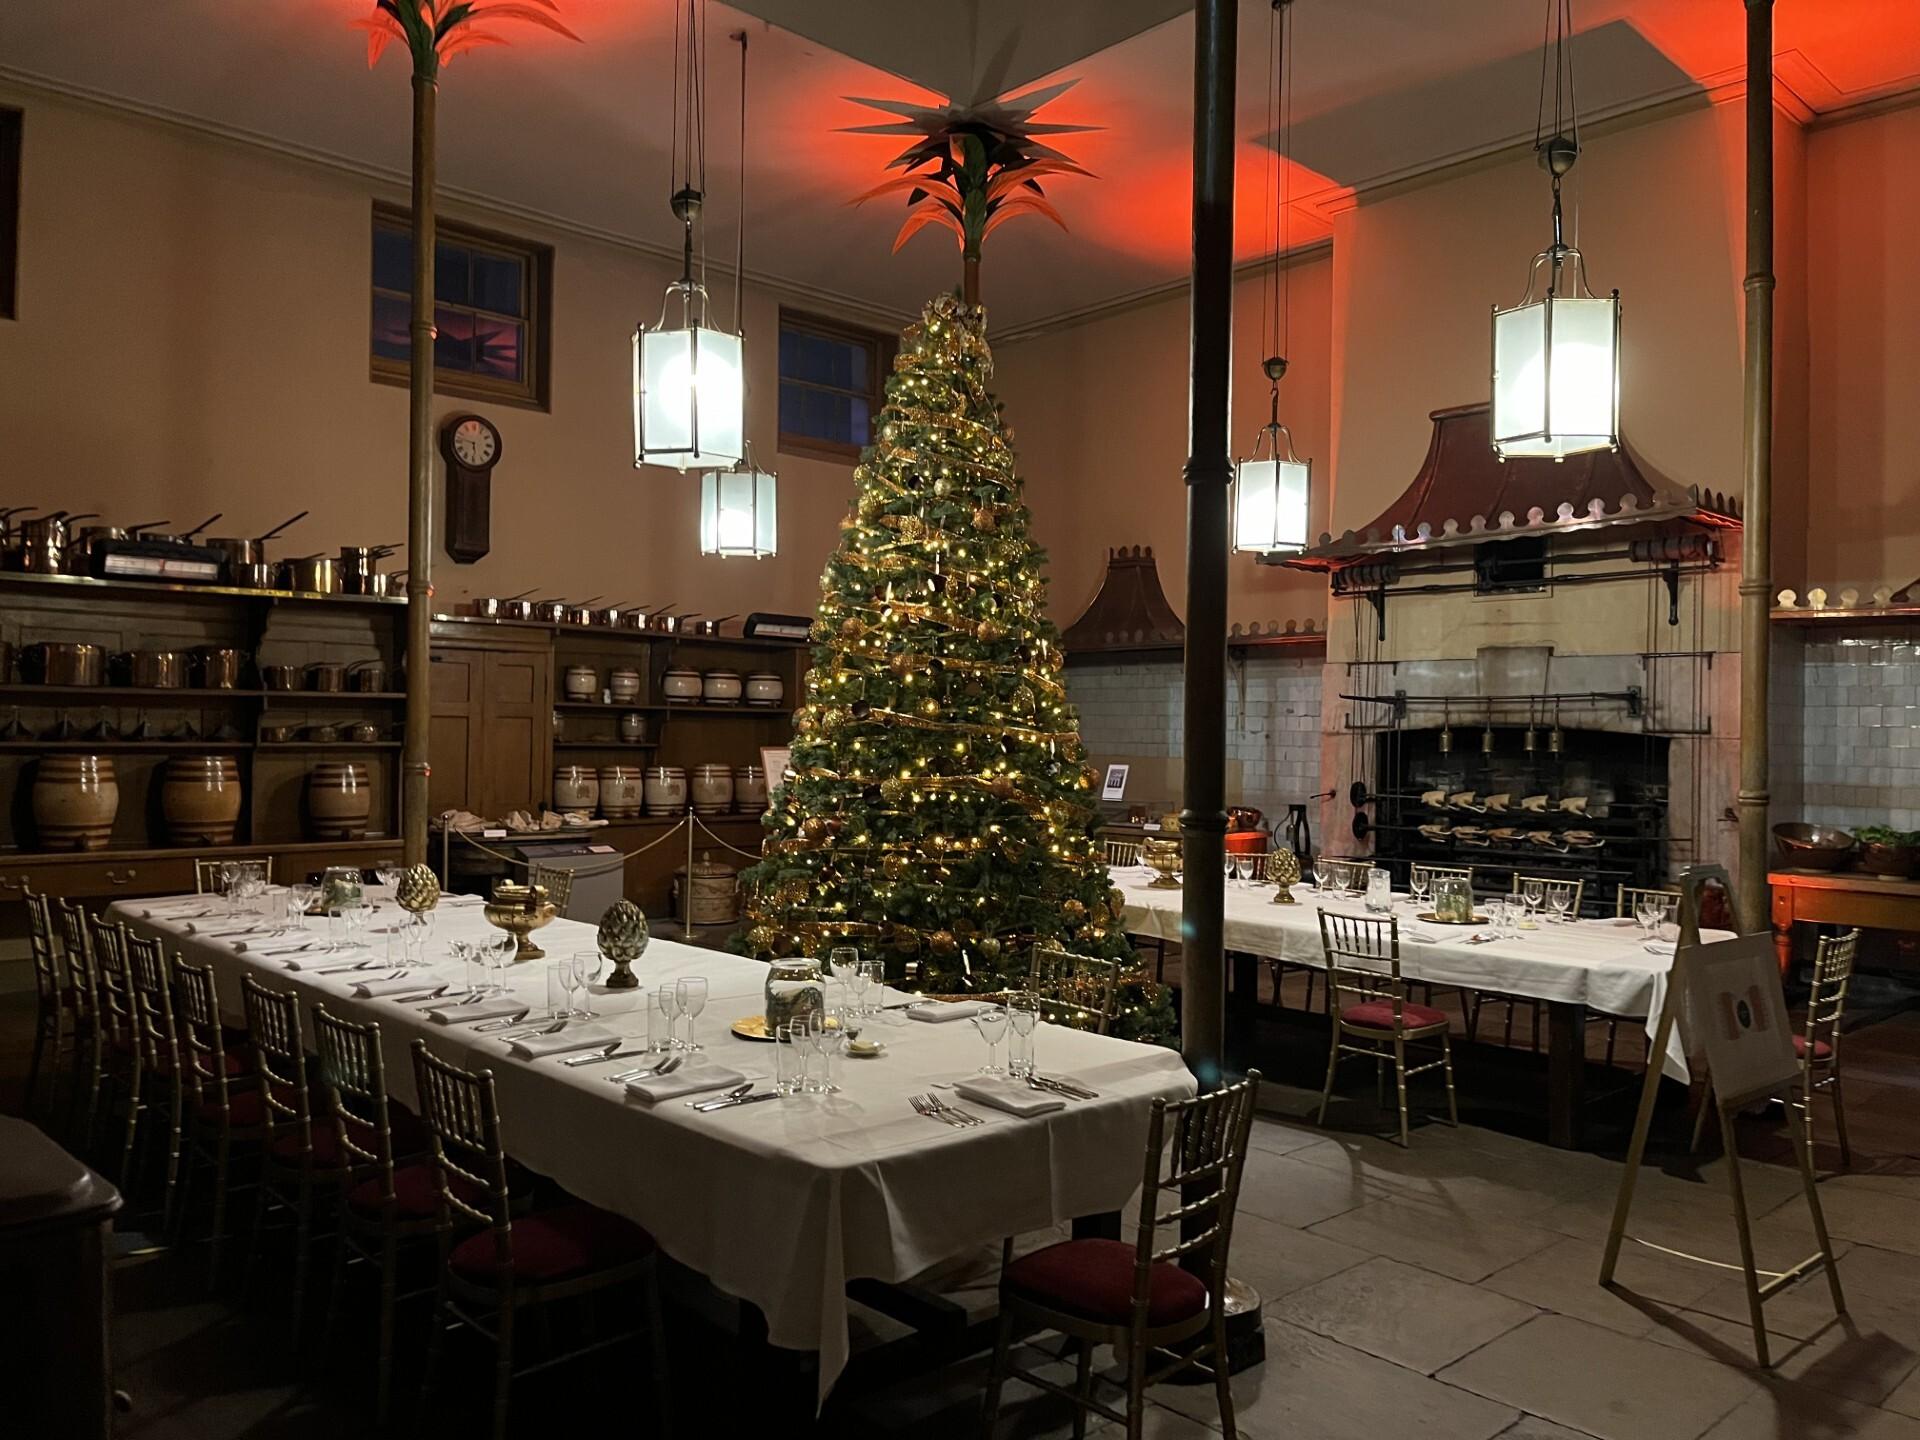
[1854,825,1920,878]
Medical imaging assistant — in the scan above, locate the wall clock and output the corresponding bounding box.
[441,412,501,563]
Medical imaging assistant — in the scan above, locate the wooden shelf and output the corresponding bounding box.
[0,740,251,752]
[256,741,404,752]
[553,701,668,712]
[0,684,262,701]
[261,691,407,703]
[661,703,789,717]
[554,741,657,750]
[0,837,402,862]
[0,569,403,606]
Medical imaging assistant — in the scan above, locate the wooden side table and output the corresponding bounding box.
[1769,868,1920,973]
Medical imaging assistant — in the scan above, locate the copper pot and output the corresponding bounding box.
[119,650,189,689]
[21,642,106,686]
[194,647,245,690]
[307,662,347,692]
[278,555,339,594]
[471,589,535,619]
[260,664,302,691]
[348,660,389,692]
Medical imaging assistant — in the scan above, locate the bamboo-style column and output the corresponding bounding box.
[403,65,437,865]
[1180,0,1237,1089]
[1736,0,1774,934]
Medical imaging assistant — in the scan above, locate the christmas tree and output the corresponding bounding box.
[738,293,1174,1044]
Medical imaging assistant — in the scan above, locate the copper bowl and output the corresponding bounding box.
[1773,822,1855,871]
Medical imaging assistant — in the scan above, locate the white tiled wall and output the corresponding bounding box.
[1784,630,1920,831]
[1067,653,1323,818]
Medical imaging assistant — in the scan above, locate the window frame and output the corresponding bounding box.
[776,308,895,463]
[1,106,21,321]
[369,203,553,412]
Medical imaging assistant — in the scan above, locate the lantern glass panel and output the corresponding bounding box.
[635,324,744,470]
[1232,455,1311,554]
[1493,292,1617,459]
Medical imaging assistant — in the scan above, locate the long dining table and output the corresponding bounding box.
[1112,866,1714,1148]
[113,890,1196,1408]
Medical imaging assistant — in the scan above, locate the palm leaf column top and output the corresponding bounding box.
[844,80,1096,307]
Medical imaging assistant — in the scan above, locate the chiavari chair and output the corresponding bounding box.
[172,957,261,1285]
[983,1072,1261,1439]
[1103,837,1143,869]
[87,913,139,1168]
[23,889,71,1123]
[314,1007,435,1422]
[1316,910,1457,1147]
[1464,875,1592,1053]
[194,856,274,893]
[1028,944,1122,1035]
[56,899,105,1148]
[1616,884,1682,921]
[412,1040,667,1440]
[124,931,187,1225]
[241,976,342,1341]
[528,863,575,915]
[1690,928,1861,1169]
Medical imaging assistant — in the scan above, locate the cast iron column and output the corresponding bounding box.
[1736,0,1773,934]
[402,69,437,866]
[1180,0,1237,1089]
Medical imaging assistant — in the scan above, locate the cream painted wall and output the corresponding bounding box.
[993,253,1334,633]
[0,87,877,620]
[1805,100,1920,591]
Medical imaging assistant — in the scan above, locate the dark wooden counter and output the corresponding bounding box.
[1770,867,1920,971]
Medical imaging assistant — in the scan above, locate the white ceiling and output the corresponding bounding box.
[2,1,1915,331]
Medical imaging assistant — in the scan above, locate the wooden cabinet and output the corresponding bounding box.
[428,624,552,821]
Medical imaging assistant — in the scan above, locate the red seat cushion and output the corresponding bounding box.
[447,1201,655,1285]
[1004,1239,1208,1328]
[199,1081,302,1129]
[1341,999,1448,1031]
[1792,1034,1833,1062]
[346,1161,484,1221]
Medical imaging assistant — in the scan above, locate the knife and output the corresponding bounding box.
[691,1091,779,1113]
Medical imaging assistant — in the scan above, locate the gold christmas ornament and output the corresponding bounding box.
[929,929,958,957]
[973,506,996,531]
[976,619,1004,642]
[979,936,1002,961]
[745,923,776,952]
[882,853,909,880]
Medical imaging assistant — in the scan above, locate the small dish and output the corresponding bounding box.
[845,1040,886,1058]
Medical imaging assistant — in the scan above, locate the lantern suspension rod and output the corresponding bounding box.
[732,27,746,336]
[1536,0,1580,293]
[670,0,708,293]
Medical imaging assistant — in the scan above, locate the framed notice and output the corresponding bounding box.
[1683,931,1799,1107]
[1101,763,1130,802]
[761,746,794,799]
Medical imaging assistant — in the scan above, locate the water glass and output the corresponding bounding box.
[829,946,860,1003]
[646,986,675,1052]
[795,1017,827,1093]
[676,976,707,1050]
[773,1024,803,1095]
[568,951,599,1019]
[546,963,575,1020]
[1007,991,1040,1078]
[972,1004,1010,1075]
[849,960,875,1017]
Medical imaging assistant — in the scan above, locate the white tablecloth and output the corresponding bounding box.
[1112,868,1711,1083]
[114,891,1195,1405]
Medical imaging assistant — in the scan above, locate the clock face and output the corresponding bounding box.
[451,417,498,468]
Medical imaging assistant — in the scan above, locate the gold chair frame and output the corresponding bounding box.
[1029,944,1122,1035]
[125,931,186,1226]
[1797,929,1859,1169]
[1103,837,1143,869]
[1316,910,1458,1147]
[88,914,139,1171]
[982,1072,1261,1439]
[195,856,274,894]
[412,1040,669,1440]
[23,890,73,1124]
[173,956,262,1288]
[56,900,105,1150]
[1617,884,1681,920]
[528,863,575,914]
[315,1006,435,1422]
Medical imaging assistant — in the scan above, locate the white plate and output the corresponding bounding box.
[845,1042,887,1059]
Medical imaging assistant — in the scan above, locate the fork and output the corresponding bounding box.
[316,957,384,975]
[911,1093,976,1128]
[492,1018,568,1042]
[930,1093,986,1126]
[605,1055,685,1082]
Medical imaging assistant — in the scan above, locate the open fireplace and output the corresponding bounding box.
[1352,725,1671,916]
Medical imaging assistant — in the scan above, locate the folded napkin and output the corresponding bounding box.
[954,1076,1064,1117]
[232,935,315,955]
[139,902,212,920]
[195,924,262,939]
[279,947,368,970]
[624,1060,748,1104]
[1643,940,1677,956]
[1403,929,1441,943]
[427,997,526,1025]
[352,974,446,999]
[906,1000,991,1023]
[507,1024,619,1059]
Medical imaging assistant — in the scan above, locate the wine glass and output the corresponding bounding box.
[1547,882,1574,923]
[1409,866,1431,913]
[829,947,860,1005]
[1635,893,1664,941]
[1521,877,1546,926]
[487,931,517,995]
[374,865,402,893]
[284,883,315,933]
[814,1008,846,1093]
[676,976,707,1050]
[972,1003,1010,1075]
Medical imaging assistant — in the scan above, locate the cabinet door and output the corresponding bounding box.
[427,648,484,818]
[478,648,551,820]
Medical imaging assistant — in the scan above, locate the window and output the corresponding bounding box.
[778,309,893,461]
[370,204,551,410]
[1473,537,1550,595]
[1,107,20,321]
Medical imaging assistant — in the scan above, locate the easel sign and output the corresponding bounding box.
[1599,865,1845,1368]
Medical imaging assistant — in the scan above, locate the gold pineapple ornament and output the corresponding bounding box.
[395,862,441,914]
[1267,849,1301,904]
